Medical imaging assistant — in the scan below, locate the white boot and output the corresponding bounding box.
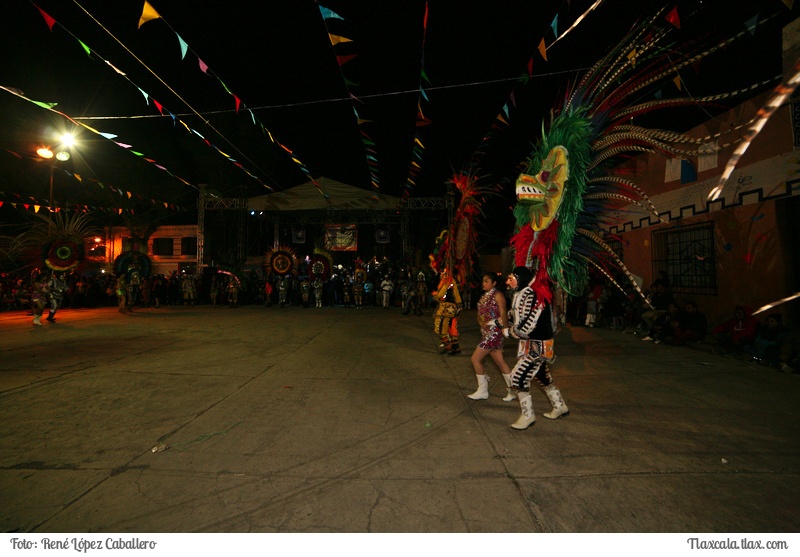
[542,384,569,419]
[502,374,515,402]
[467,374,489,400]
[33,315,42,326]
[510,391,535,430]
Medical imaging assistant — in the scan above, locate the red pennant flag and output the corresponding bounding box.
[153,99,164,115]
[337,54,357,66]
[234,95,241,113]
[37,7,56,31]
[423,2,429,29]
[527,57,534,77]
[665,6,680,29]
[23,204,30,210]
[198,58,209,73]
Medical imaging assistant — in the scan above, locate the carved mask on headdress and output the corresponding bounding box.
[515,145,569,231]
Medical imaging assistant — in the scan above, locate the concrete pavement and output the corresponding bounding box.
[0,304,798,533]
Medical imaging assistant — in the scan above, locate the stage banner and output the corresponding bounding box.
[325,224,358,251]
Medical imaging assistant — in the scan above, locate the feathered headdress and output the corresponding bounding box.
[429,172,491,289]
[511,5,784,306]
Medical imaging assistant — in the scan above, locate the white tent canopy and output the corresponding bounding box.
[248,177,400,212]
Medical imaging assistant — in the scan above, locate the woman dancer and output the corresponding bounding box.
[468,272,514,401]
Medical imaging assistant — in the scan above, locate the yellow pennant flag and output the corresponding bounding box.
[138,1,161,28]
[673,74,682,91]
[538,38,547,61]
[34,205,40,213]
[328,34,352,45]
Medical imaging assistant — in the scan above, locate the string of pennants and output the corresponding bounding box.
[135,1,331,201]
[26,2,277,194]
[467,1,787,176]
[403,1,431,198]
[317,4,382,195]
[1,149,185,214]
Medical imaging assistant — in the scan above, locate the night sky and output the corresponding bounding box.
[1,0,796,238]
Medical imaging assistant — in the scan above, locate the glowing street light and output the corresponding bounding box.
[36,133,77,217]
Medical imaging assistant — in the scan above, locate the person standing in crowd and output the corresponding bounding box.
[584,279,603,327]
[300,277,311,308]
[312,276,324,308]
[468,272,514,401]
[227,277,239,308]
[30,270,49,326]
[115,274,128,313]
[342,274,353,308]
[210,275,220,308]
[152,274,166,308]
[181,273,196,306]
[380,275,394,309]
[353,274,365,309]
[500,266,569,430]
[45,272,67,322]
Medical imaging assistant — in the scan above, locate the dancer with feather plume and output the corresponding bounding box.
[501,5,795,430]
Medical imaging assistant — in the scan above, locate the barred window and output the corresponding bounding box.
[181,237,197,256]
[651,221,716,295]
[152,237,174,256]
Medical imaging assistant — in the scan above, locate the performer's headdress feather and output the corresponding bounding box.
[511,5,789,306]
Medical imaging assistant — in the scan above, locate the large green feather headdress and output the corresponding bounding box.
[510,5,779,305]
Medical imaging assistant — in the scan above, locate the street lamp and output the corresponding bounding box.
[36,133,75,217]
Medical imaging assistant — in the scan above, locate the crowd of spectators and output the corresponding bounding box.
[565,271,799,374]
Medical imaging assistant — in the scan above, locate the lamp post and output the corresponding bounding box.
[36,133,75,219]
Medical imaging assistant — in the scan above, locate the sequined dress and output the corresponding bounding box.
[478,288,504,351]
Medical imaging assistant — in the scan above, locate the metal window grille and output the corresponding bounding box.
[651,222,716,295]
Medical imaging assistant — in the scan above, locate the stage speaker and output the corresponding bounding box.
[292,227,306,244]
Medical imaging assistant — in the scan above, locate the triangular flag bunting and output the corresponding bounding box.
[78,40,91,57]
[138,1,161,28]
[328,34,352,45]
[336,54,357,66]
[673,74,682,90]
[538,39,547,61]
[153,99,164,115]
[745,14,759,35]
[37,8,56,31]
[665,6,680,29]
[177,34,188,59]
[137,1,161,29]
[319,6,344,20]
[198,58,209,74]
[550,14,559,38]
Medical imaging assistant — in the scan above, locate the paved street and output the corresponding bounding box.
[0,304,798,534]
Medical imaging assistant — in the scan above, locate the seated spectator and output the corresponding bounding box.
[639,281,673,330]
[642,302,680,343]
[602,283,628,330]
[712,306,760,356]
[665,301,708,346]
[744,313,787,366]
